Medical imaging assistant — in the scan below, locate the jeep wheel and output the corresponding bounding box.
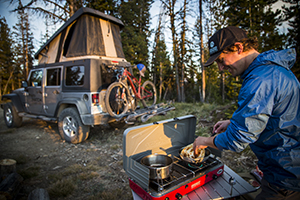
[3,103,22,128]
[58,107,90,144]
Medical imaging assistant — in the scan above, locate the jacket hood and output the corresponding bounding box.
[242,48,296,79]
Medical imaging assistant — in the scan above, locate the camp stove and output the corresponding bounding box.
[123,115,224,200]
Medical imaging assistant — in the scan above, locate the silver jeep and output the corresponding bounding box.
[1,8,174,144]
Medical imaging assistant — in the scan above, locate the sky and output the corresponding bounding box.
[0,0,288,57]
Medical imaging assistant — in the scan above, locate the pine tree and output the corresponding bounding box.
[0,16,14,96]
[282,0,300,81]
[119,0,153,77]
[203,0,232,103]
[161,0,181,101]
[85,0,118,16]
[9,0,84,23]
[151,38,171,101]
[178,0,191,102]
[13,5,35,80]
[223,0,285,52]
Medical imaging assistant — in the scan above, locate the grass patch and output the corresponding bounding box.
[48,162,101,183]
[14,155,30,164]
[62,164,84,176]
[0,129,16,134]
[18,166,40,179]
[78,171,99,180]
[88,187,132,200]
[110,144,119,150]
[195,126,211,137]
[48,178,77,198]
[145,102,224,123]
[46,162,102,198]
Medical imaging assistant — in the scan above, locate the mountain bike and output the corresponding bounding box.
[105,65,157,118]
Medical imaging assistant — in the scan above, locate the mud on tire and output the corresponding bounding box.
[3,102,22,128]
[58,107,90,144]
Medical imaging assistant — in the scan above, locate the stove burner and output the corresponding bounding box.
[187,163,203,169]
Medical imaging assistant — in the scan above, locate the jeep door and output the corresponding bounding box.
[44,67,62,116]
[26,69,43,114]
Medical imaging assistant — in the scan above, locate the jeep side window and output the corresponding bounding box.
[29,70,43,87]
[66,66,85,86]
[47,68,61,86]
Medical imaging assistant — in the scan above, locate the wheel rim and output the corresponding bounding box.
[5,108,13,125]
[62,116,77,138]
[109,85,128,115]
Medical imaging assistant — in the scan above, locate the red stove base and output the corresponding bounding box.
[129,164,224,200]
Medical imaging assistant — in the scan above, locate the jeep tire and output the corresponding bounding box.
[3,102,22,128]
[58,107,90,144]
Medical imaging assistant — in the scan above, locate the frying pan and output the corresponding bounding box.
[179,147,211,164]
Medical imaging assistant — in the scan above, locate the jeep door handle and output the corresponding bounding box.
[53,90,60,94]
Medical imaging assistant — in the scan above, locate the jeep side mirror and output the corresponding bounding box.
[22,81,28,88]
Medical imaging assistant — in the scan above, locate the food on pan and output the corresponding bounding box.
[180,143,206,162]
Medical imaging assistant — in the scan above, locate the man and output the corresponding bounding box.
[193,26,300,199]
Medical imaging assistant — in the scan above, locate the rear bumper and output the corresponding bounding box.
[81,113,112,125]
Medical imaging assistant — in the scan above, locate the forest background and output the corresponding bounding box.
[0,0,299,105]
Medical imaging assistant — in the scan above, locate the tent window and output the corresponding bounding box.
[63,22,77,56]
[111,24,125,58]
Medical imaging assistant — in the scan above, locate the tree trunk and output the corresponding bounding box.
[199,0,206,103]
[175,62,181,101]
[221,72,225,103]
[0,159,16,180]
[163,87,169,100]
[181,64,185,102]
[159,62,163,101]
[3,70,14,95]
[161,0,180,101]
[180,0,187,102]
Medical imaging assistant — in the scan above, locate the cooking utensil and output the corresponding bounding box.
[229,177,236,195]
[179,147,211,164]
[140,154,173,180]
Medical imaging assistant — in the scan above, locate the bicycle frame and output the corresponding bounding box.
[118,67,153,100]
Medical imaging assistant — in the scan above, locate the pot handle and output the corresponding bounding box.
[156,168,162,184]
[156,169,162,178]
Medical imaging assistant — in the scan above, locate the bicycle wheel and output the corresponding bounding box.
[141,80,157,108]
[105,82,130,118]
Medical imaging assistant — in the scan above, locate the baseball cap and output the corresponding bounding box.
[204,26,247,67]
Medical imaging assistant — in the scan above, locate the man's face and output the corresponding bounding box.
[216,51,245,77]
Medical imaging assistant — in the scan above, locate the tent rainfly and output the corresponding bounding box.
[35,7,126,64]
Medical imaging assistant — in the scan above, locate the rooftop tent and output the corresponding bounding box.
[35,7,126,64]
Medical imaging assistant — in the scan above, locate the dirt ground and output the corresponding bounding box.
[0,107,257,200]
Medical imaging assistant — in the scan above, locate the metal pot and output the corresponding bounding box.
[140,154,173,180]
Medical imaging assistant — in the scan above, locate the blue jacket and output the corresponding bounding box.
[214,49,300,191]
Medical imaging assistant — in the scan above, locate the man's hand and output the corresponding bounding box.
[193,136,218,156]
[213,120,231,134]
